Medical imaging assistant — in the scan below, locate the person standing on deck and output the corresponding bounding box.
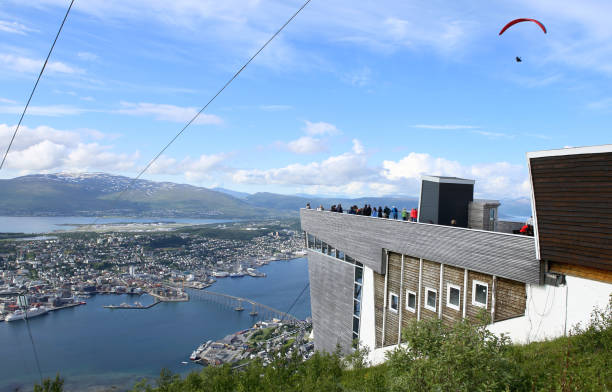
[392,206,398,220]
[401,208,408,221]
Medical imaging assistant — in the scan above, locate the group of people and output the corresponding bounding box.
[306,202,418,222]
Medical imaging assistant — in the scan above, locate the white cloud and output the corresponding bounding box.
[234,139,372,186]
[117,102,222,125]
[0,104,86,117]
[304,120,340,136]
[286,136,326,154]
[382,153,529,199]
[77,52,99,61]
[259,104,292,111]
[148,153,229,180]
[0,20,35,35]
[412,124,479,130]
[0,97,16,104]
[0,123,137,173]
[0,53,83,74]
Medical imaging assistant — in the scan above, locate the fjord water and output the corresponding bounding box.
[0,258,310,392]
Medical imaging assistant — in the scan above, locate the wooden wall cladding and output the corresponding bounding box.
[530,152,612,271]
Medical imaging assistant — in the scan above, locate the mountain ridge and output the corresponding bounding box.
[0,173,530,219]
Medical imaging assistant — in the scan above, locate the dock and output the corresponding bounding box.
[103,301,160,309]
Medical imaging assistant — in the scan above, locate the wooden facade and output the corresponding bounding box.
[374,251,526,348]
[529,150,612,272]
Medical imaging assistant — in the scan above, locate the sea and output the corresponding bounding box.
[0,217,311,392]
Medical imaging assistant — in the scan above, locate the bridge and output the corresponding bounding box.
[188,289,300,323]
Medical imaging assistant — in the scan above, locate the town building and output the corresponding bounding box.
[301,144,612,363]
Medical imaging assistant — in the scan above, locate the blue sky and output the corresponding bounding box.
[0,0,610,199]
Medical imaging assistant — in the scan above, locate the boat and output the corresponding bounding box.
[246,268,266,277]
[213,271,229,278]
[229,272,245,278]
[5,306,49,322]
[190,351,198,361]
[234,306,244,311]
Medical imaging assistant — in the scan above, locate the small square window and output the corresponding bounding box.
[425,288,437,312]
[447,283,461,311]
[472,280,488,308]
[405,290,416,312]
[389,292,399,313]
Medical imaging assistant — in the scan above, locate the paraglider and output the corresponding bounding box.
[499,18,547,36]
[499,18,547,63]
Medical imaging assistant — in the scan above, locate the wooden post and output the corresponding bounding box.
[491,276,496,323]
[398,254,405,345]
[417,258,423,321]
[462,269,468,319]
[438,264,444,319]
[381,250,389,346]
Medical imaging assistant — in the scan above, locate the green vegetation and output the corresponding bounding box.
[250,327,274,342]
[36,298,611,392]
[146,235,190,249]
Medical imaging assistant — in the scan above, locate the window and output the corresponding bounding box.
[307,234,315,249]
[354,284,362,301]
[354,266,363,285]
[353,299,361,317]
[321,241,328,254]
[389,292,399,313]
[345,255,355,264]
[472,280,488,308]
[425,288,437,312]
[446,283,461,311]
[315,238,321,251]
[328,246,336,257]
[337,250,345,260]
[353,316,360,335]
[405,290,416,313]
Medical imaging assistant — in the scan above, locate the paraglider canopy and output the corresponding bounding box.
[499,18,547,35]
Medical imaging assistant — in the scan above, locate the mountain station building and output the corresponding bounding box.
[300,144,612,362]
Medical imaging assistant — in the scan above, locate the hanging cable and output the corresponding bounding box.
[0,0,76,171]
[85,0,312,227]
[282,282,310,321]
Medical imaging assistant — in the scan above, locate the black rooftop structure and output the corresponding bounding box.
[418,175,475,228]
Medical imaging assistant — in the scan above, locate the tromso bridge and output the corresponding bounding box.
[188,289,300,323]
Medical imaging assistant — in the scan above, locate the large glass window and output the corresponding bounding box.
[425,288,437,312]
[405,290,416,313]
[447,283,461,311]
[389,292,399,313]
[472,280,488,308]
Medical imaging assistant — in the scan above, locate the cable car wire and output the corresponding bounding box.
[0,0,76,171]
[87,0,312,227]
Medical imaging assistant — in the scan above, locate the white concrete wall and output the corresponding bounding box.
[360,266,376,351]
[488,276,612,344]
